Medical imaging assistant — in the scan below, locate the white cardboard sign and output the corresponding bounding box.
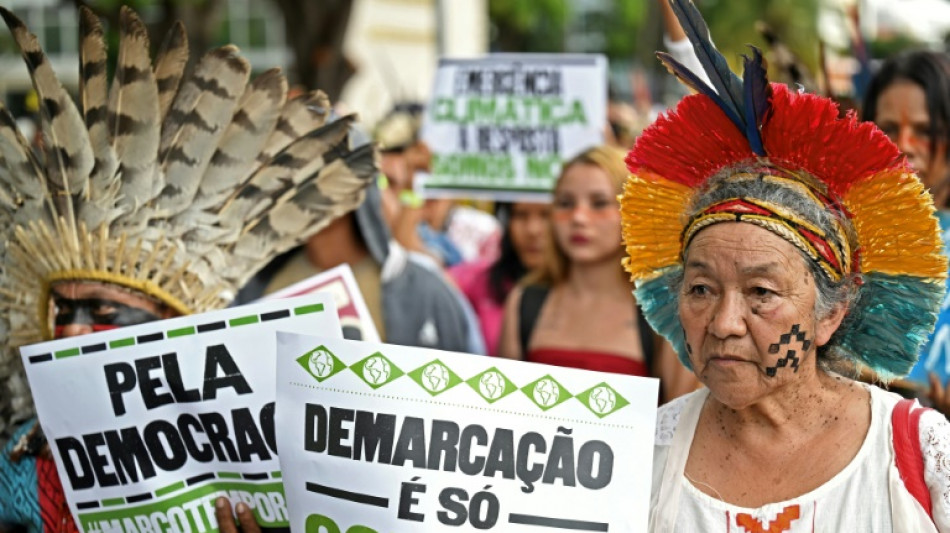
[264,263,381,343]
[275,333,658,533]
[421,53,607,201]
[19,295,340,533]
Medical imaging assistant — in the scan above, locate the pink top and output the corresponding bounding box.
[528,347,649,376]
[449,259,506,356]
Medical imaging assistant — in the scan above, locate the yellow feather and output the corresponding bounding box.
[843,169,947,279]
[620,171,693,281]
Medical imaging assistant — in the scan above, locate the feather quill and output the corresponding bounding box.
[187,68,288,212]
[152,21,189,120]
[258,91,331,163]
[154,45,250,216]
[109,7,161,214]
[669,0,746,132]
[228,144,376,279]
[78,5,118,210]
[0,104,48,226]
[657,51,743,129]
[0,7,93,220]
[218,115,355,226]
[741,47,772,156]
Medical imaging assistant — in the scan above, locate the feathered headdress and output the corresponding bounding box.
[621,0,946,379]
[0,6,375,436]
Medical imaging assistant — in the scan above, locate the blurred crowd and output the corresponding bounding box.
[6,0,950,530]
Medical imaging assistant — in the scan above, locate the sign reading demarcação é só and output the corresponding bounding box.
[421,54,607,201]
[19,294,342,533]
[275,333,658,533]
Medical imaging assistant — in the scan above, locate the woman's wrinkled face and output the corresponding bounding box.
[875,81,949,202]
[50,281,171,339]
[551,163,622,264]
[678,223,843,408]
[508,202,551,270]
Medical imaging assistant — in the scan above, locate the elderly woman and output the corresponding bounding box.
[624,1,950,530]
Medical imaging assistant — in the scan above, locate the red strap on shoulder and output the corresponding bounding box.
[892,398,934,519]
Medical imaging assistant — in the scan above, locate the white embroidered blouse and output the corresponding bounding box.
[651,385,950,532]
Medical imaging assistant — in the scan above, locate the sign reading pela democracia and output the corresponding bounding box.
[421,54,607,201]
[19,295,341,533]
[275,333,659,533]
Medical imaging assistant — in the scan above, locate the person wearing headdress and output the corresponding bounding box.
[863,49,950,412]
[627,1,950,530]
[0,6,375,532]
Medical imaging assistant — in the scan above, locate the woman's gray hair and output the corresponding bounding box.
[678,164,860,361]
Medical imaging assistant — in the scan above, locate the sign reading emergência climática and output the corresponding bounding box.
[19,294,341,533]
[275,332,659,533]
[421,54,607,202]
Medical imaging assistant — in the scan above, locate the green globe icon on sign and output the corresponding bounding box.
[478,371,506,400]
[589,386,617,415]
[533,378,560,408]
[422,363,450,393]
[308,348,336,379]
[363,356,392,386]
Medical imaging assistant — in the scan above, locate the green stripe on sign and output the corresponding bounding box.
[217,472,242,480]
[79,481,287,532]
[294,303,324,315]
[155,481,185,497]
[55,348,80,359]
[270,471,282,479]
[167,326,195,338]
[229,315,259,327]
[101,497,125,507]
[109,338,135,349]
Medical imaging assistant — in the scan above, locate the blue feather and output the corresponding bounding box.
[669,0,746,131]
[658,51,745,132]
[635,268,690,369]
[834,273,944,380]
[741,46,772,156]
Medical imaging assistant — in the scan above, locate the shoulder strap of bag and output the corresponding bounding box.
[518,285,549,358]
[892,398,934,520]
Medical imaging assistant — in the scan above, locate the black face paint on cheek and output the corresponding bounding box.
[765,324,810,377]
[682,328,693,355]
[53,296,162,328]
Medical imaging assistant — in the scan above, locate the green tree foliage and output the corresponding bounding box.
[488,0,569,53]
[488,0,820,78]
[688,0,821,78]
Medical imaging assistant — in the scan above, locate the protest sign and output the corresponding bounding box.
[19,295,340,533]
[275,333,658,533]
[264,264,381,343]
[421,54,607,201]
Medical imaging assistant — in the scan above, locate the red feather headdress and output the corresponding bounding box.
[621,0,945,379]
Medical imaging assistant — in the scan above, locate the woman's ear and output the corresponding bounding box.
[815,303,848,347]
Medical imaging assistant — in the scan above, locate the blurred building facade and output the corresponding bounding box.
[0,0,488,128]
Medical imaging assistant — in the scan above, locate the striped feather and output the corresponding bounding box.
[153,20,189,120]
[109,6,161,212]
[78,5,118,206]
[258,91,331,163]
[188,68,287,212]
[218,115,354,227]
[154,45,250,216]
[669,0,745,132]
[228,144,375,279]
[110,7,161,213]
[0,104,48,226]
[0,7,93,218]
